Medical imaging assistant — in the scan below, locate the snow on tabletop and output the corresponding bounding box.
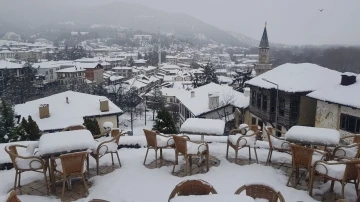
[170,195,255,202]
[245,63,341,93]
[180,118,225,136]
[285,126,340,146]
[307,75,360,109]
[37,130,96,156]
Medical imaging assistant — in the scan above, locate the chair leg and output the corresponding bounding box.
[308,170,315,196]
[155,149,158,168]
[86,154,90,178]
[160,148,163,159]
[266,149,271,166]
[206,153,209,172]
[234,149,238,164]
[286,167,294,187]
[43,171,49,195]
[269,150,273,162]
[185,156,189,176]
[354,180,359,195]
[226,143,229,159]
[18,171,21,188]
[111,153,114,166]
[81,174,89,195]
[115,152,122,167]
[143,148,149,165]
[62,178,66,200]
[330,180,335,192]
[96,158,100,175]
[253,147,259,164]
[14,171,18,191]
[248,147,251,164]
[341,183,345,199]
[189,156,192,175]
[172,152,178,173]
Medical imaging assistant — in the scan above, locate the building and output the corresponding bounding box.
[33,61,74,84]
[307,73,360,142]
[136,66,157,76]
[176,83,249,130]
[245,63,341,136]
[254,23,272,76]
[14,91,123,133]
[0,60,25,87]
[133,59,147,67]
[166,56,177,65]
[80,63,104,84]
[146,87,187,107]
[103,71,124,85]
[56,67,86,85]
[0,50,16,59]
[122,75,162,95]
[112,66,133,78]
[133,35,152,41]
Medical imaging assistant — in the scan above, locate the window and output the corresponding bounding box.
[251,117,257,125]
[251,91,256,106]
[256,92,261,108]
[169,98,173,103]
[276,125,282,137]
[279,98,285,116]
[340,114,360,133]
[290,99,299,118]
[262,94,267,111]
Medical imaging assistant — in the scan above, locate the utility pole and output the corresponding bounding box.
[158,27,161,68]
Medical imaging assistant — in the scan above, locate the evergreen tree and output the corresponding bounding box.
[0,99,15,143]
[26,116,41,140]
[202,63,219,85]
[128,57,134,67]
[83,118,101,135]
[137,52,143,59]
[152,109,177,134]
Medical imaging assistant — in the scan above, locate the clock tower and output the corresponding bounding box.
[254,22,272,75]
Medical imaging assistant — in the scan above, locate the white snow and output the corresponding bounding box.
[15,91,122,131]
[56,66,84,73]
[176,83,249,116]
[170,195,255,202]
[307,75,360,109]
[0,141,37,164]
[315,161,346,179]
[333,144,358,158]
[0,60,24,69]
[270,136,290,150]
[37,130,96,156]
[186,141,207,154]
[180,118,225,136]
[245,63,341,93]
[103,121,114,129]
[156,136,174,147]
[285,126,340,146]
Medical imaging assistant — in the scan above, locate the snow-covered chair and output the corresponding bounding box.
[52,152,89,200]
[5,190,21,202]
[309,159,360,198]
[264,126,291,165]
[332,143,360,160]
[341,134,360,144]
[90,128,123,175]
[5,144,49,195]
[168,179,217,202]
[62,125,86,131]
[235,184,285,202]
[172,135,209,176]
[226,125,260,164]
[143,129,175,168]
[286,144,327,188]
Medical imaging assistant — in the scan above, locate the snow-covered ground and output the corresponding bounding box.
[1,141,357,202]
[118,112,155,136]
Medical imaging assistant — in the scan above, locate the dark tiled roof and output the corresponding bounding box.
[259,27,269,48]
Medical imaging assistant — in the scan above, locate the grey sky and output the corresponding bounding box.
[114,0,360,45]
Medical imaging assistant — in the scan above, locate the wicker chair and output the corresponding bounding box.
[172,135,209,176]
[52,152,89,200]
[143,129,175,168]
[341,135,360,144]
[6,190,21,202]
[226,125,260,164]
[5,144,49,194]
[91,128,123,175]
[62,125,87,131]
[265,126,291,165]
[235,184,285,202]
[309,159,360,198]
[168,179,217,202]
[287,144,327,188]
[332,143,360,160]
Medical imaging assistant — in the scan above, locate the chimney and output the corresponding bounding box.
[39,104,50,119]
[341,73,357,86]
[66,97,69,104]
[191,91,195,98]
[100,99,109,112]
[243,87,250,97]
[208,92,219,110]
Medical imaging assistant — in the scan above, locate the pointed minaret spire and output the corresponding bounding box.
[259,22,269,49]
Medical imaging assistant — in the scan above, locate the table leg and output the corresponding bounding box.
[86,154,90,178]
[45,157,52,193]
[198,135,205,166]
[50,158,56,194]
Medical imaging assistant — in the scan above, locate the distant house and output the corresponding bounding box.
[15,91,123,133]
[176,83,249,131]
[112,66,133,78]
[133,59,147,67]
[307,73,360,142]
[80,63,104,84]
[245,63,341,136]
[33,60,74,84]
[56,67,86,85]
[165,56,177,65]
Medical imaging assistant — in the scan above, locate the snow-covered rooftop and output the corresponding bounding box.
[307,75,360,109]
[0,60,23,69]
[15,91,122,131]
[176,83,249,116]
[161,64,181,70]
[113,66,132,70]
[245,63,341,93]
[56,67,85,73]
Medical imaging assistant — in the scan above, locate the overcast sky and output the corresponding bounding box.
[111,0,360,45]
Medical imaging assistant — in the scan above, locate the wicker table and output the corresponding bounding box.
[170,195,255,202]
[38,130,96,194]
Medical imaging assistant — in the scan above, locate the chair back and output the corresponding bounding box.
[168,179,217,202]
[290,144,314,169]
[5,145,21,170]
[143,129,157,148]
[264,127,274,148]
[111,128,122,144]
[6,190,21,202]
[235,184,285,202]
[343,160,360,181]
[58,152,87,176]
[353,135,360,144]
[173,135,188,155]
[63,125,86,131]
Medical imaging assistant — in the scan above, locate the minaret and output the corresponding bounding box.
[158,28,161,68]
[254,22,272,75]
